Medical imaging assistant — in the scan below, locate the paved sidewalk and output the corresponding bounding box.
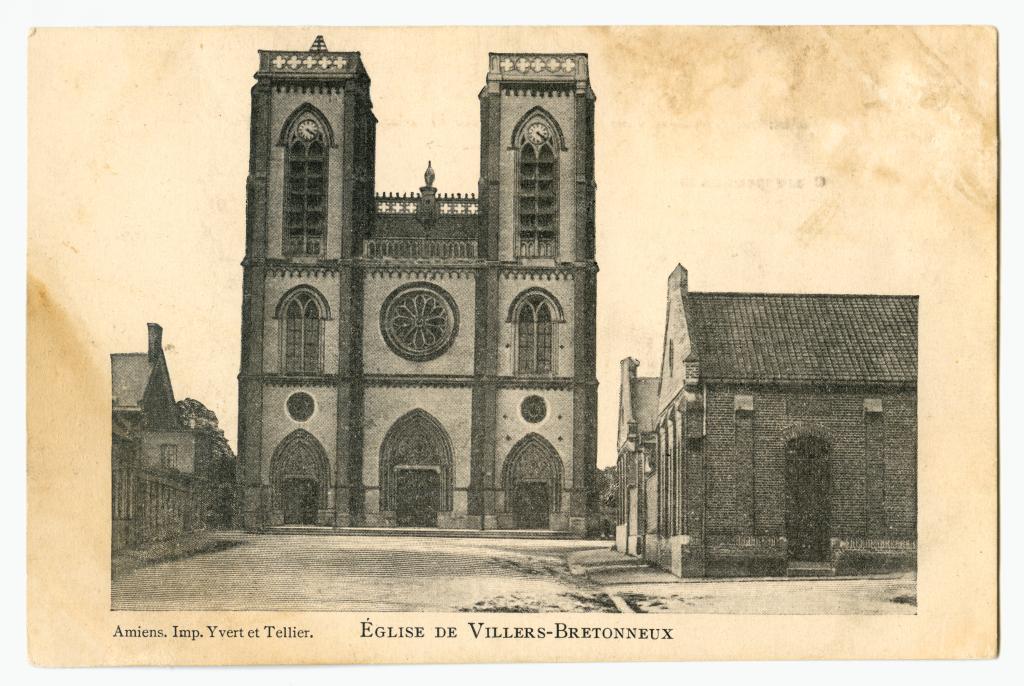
[566,546,917,615]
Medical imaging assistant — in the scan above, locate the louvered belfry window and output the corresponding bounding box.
[518,121,557,257]
[284,117,327,256]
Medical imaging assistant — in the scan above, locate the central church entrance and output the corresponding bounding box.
[512,481,550,529]
[282,478,319,524]
[395,468,441,527]
[380,410,454,526]
[785,435,832,562]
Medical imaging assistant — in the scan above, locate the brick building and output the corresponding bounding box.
[236,38,598,533]
[616,265,918,576]
[111,324,235,550]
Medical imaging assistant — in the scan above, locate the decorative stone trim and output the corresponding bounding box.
[366,267,477,280]
[500,268,577,281]
[250,373,339,387]
[363,238,478,260]
[364,375,475,389]
[260,51,359,74]
[500,86,573,97]
[497,54,579,75]
[734,394,754,414]
[375,193,478,216]
[837,538,916,551]
[683,360,700,387]
[706,534,786,548]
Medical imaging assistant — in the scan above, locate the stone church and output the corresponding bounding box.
[237,38,598,534]
[616,265,918,576]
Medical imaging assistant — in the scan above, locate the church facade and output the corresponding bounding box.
[236,38,598,534]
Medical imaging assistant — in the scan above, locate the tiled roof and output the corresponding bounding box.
[687,293,918,384]
[370,214,478,240]
[111,353,152,409]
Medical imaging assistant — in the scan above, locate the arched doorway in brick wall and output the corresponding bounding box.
[784,435,832,562]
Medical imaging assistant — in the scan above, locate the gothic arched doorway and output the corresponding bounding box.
[380,410,454,527]
[502,434,563,529]
[271,430,329,525]
[784,435,832,562]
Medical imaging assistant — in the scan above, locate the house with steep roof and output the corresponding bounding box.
[616,264,918,577]
[111,324,234,550]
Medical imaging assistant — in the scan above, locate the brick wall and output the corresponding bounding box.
[701,384,916,542]
[644,383,916,577]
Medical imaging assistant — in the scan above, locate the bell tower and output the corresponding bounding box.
[237,37,376,529]
[472,54,598,533]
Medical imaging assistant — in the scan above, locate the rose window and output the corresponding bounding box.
[380,283,459,361]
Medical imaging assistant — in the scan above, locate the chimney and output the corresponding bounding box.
[668,263,688,296]
[147,323,163,363]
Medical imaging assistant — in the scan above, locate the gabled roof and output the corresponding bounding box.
[687,292,918,384]
[618,357,660,451]
[111,353,153,409]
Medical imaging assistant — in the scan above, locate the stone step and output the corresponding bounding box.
[265,526,585,540]
[787,561,836,577]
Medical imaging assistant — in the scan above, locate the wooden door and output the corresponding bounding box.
[513,481,551,529]
[395,469,440,527]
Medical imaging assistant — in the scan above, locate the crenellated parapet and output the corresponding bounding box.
[489,53,589,80]
[256,35,368,80]
[375,192,479,216]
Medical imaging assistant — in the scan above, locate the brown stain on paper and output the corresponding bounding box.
[26,275,110,664]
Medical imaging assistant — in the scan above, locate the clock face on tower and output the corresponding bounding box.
[526,122,550,145]
[296,119,320,141]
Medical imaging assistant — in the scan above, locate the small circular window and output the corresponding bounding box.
[520,395,547,423]
[287,392,315,422]
[380,282,459,361]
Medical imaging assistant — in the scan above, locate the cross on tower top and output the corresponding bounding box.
[309,35,328,52]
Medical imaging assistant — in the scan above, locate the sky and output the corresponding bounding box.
[28,26,995,468]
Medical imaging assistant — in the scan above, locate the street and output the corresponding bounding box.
[111,532,916,614]
[112,533,616,612]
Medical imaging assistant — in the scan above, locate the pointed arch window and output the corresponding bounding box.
[513,292,562,375]
[279,289,326,374]
[517,118,558,258]
[284,115,327,256]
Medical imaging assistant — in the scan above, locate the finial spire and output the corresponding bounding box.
[310,35,328,52]
[424,160,435,188]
